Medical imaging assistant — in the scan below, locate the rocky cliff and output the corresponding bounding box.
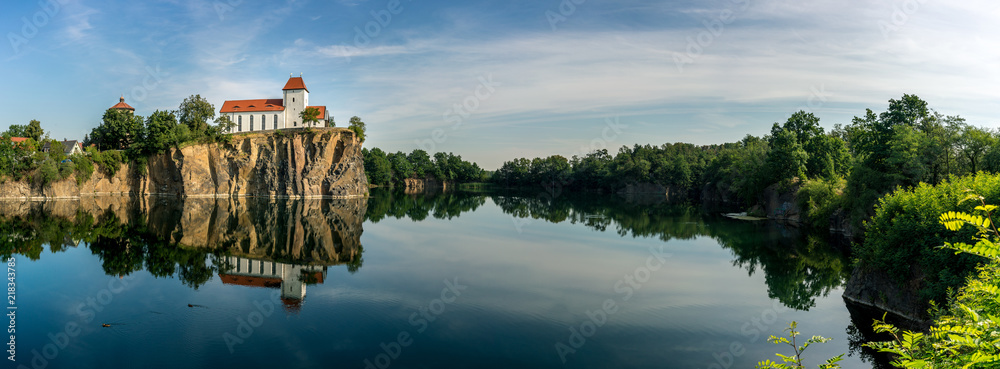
[0,128,368,199]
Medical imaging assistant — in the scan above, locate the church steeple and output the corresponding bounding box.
[110,95,135,112]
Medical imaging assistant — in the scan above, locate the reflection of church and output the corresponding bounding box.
[218,256,327,313]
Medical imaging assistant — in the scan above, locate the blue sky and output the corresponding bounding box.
[1,0,998,169]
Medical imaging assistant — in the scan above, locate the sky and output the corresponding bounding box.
[1,0,998,169]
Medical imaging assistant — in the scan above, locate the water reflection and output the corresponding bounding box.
[0,196,365,297]
[367,190,850,312]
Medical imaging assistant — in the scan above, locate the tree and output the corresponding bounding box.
[3,124,29,138]
[765,129,808,184]
[178,94,215,138]
[300,107,321,127]
[89,109,144,151]
[362,148,391,185]
[956,125,995,174]
[408,149,433,178]
[25,120,44,142]
[214,115,235,134]
[348,116,366,143]
[143,110,180,154]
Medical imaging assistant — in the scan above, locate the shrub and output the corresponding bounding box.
[89,148,124,177]
[73,154,94,185]
[856,173,999,305]
[36,158,58,185]
[796,178,845,229]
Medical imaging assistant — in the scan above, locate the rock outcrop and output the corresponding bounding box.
[0,128,368,199]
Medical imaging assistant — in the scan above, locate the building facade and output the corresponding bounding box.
[219,75,329,133]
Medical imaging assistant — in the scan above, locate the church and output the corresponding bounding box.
[219,75,330,133]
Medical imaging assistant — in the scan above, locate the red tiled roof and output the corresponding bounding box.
[218,274,282,288]
[282,77,308,92]
[220,99,285,113]
[111,96,135,111]
[9,137,29,143]
[306,106,327,119]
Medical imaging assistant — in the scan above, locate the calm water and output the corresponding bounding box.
[4,190,887,369]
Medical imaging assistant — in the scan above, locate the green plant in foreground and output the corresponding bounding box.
[756,321,843,369]
[865,191,1000,368]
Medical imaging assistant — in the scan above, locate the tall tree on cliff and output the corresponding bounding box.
[88,109,144,151]
[348,116,366,143]
[178,94,215,138]
[25,120,44,142]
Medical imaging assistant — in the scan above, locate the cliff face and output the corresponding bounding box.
[0,128,368,199]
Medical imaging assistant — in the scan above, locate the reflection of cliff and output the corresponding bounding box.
[0,196,366,285]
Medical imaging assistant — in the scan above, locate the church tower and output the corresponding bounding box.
[282,74,309,127]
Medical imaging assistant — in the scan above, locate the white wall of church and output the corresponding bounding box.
[282,89,307,128]
[226,112,286,133]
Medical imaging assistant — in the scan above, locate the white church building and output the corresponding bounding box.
[219,75,330,133]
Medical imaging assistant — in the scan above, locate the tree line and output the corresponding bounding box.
[362,148,488,186]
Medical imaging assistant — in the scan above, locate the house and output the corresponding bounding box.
[219,75,330,133]
[42,140,84,156]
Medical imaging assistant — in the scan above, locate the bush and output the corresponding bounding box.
[89,147,124,177]
[796,178,845,229]
[856,173,999,305]
[73,154,94,185]
[58,159,73,180]
[36,158,58,185]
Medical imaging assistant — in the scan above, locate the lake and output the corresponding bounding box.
[5,189,888,368]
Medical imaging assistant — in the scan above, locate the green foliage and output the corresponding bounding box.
[348,116,366,143]
[88,146,124,177]
[857,174,999,307]
[142,110,180,154]
[363,148,485,186]
[72,153,94,185]
[363,148,392,186]
[756,321,843,369]
[89,108,144,151]
[178,94,215,139]
[36,156,59,185]
[864,194,1000,368]
[25,120,44,142]
[300,107,321,126]
[797,178,845,230]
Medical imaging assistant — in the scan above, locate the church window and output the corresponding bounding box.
[273,115,278,129]
[238,116,242,131]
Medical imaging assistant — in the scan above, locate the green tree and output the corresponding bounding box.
[765,129,808,183]
[408,149,433,178]
[214,115,235,134]
[178,94,215,138]
[300,107,321,127]
[89,109,144,151]
[348,116,366,143]
[3,124,29,138]
[362,148,391,185]
[756,321,843,369]
[144,110,180,154]
[25,120,44,142]
[956,125,996,174]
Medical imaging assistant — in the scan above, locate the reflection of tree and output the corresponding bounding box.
[368,188,850,312]
[712,223,850,311]
[844,301,906,369]
[365,189,486,223]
